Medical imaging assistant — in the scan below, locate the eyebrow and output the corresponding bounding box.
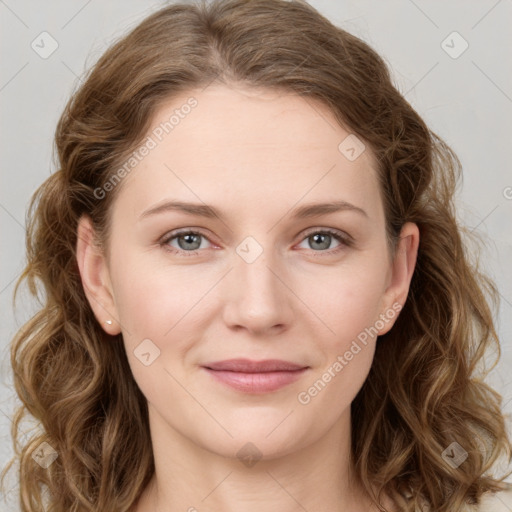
[139,199,369,222]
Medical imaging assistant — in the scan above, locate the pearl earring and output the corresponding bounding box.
[105,319,113,326]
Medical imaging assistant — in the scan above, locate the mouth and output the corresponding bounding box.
[201,358,309,393]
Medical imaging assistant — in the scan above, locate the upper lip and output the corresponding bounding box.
[202,358,308,373]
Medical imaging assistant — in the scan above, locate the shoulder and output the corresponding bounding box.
[410,486,512,511]
[473,487,512,511]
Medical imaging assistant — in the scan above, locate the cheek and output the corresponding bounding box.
[111,263,164,336]
[111,250,202,327]
[295,268,385,414]
[110,260,197,399]
[307,261,389,348]
[110,257,214,359]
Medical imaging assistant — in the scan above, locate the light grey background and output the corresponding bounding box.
[1,0,511,509]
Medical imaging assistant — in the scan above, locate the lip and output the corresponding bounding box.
[203,358,307,372]
[201,358,309,393]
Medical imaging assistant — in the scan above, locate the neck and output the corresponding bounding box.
[131,403,380,512]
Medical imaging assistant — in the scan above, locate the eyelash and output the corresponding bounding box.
[159,228,353,258]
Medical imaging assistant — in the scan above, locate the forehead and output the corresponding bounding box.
[112,84,383,224]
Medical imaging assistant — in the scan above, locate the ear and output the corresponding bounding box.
[76,215,121,335]
[377,222,419,336]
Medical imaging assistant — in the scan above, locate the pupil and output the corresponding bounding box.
[312,233,330,250]
[181,234,200,250]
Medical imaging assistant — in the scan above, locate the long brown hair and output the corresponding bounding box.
[2,0,511,510]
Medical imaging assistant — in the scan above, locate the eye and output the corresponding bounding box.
[159,227,353,257]
[296,228,352,255]
[160,229,213,257]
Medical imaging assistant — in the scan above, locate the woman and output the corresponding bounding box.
[2,0,511,510]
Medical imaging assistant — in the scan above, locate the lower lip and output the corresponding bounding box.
[203,368,308,393]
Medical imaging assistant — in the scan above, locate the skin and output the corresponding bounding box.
[76,83,419,512]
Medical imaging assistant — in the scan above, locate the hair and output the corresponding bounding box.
[2,0,511,510]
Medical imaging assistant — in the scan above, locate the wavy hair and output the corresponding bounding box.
[2,0,511,510]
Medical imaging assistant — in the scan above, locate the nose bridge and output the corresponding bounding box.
[224,233,290,331]
[235,233,282,302]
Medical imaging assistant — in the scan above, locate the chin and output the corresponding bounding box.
[198,422,307,461]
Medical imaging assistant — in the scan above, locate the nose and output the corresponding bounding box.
[221,240,293,336]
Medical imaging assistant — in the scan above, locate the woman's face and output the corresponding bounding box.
[78,84,418,460]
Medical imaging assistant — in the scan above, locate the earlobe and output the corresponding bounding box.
[378,222,420,335]
[76,215,121,335]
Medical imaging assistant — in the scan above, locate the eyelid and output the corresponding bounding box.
[158,227,218,253]
[299,226,354,245]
